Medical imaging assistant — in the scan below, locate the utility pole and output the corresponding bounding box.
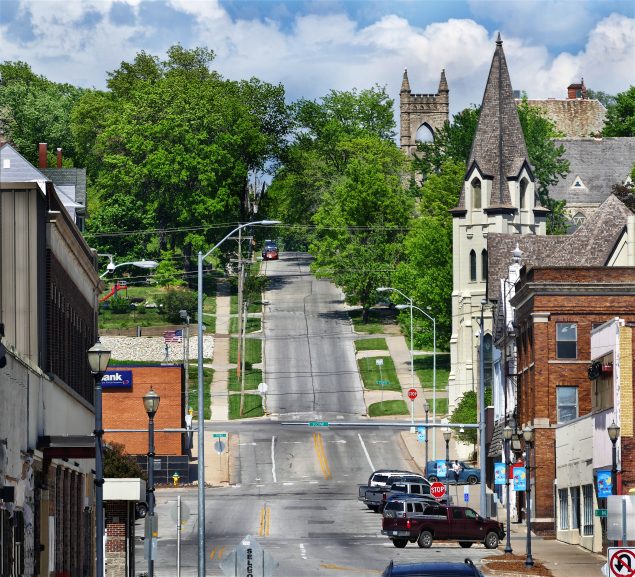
[236,226,244,379]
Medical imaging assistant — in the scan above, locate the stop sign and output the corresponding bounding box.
[407,388,417,400]
[430,482,446,500]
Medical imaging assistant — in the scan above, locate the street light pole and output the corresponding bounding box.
[143,389,160,577]
[196,220,279,577]
[523,425,534,568]
[88,340,112,577]
[443,428,451,504]
[608,421,620,547]
[503,425,513,554]
[424,401,429,466]
[479,300,487,518]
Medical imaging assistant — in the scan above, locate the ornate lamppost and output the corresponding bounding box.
[443,428,452,502]
[424,401,430,466]
[608,420,620,547]
[143,388,161,577]
[503,425,513,554]
[523,425,534,567]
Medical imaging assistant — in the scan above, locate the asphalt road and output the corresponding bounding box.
[135,253,501,577]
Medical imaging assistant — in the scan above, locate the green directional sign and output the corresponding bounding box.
[595,508,607,517]
[376,380,390,385]
[212,433,227,438]
[308,421,329,427]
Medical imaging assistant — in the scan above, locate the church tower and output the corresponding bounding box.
[400,69,449,155]
[447,35,547,413]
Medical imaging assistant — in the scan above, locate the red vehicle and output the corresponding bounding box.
[381,502,504,549]
[262,241,279,260]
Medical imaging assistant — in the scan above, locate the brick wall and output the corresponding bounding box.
[105,501,128,577]
[103,365,184,456]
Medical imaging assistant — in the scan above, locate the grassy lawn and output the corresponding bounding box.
[413,354,450,391]
[349,308,396,334]
[187,364,213,419]
[109,359,161,366]
[228,368,263,392]
[99,308,166,330]
[430,398,448,415]
[229,337,262,365]
[358,356,401,391]
[229,393,264,419]
[229,316,262,335]
[230,295,261,315]
[354,337,388,351]
[368,400,409,417]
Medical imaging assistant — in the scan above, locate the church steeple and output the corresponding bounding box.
[453,34,530,213]
[438,69,448,94]
[401,68,411,93]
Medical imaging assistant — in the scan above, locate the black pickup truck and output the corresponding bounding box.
[382,502,504,549]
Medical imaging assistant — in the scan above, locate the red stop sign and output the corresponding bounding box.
[408,388,417,400]
[430,482,446,500]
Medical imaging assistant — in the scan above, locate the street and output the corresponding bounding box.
[138,253,502,576]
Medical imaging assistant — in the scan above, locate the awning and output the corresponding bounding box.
[37,435,95,459]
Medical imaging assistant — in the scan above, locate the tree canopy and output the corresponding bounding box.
[603,86,635,137]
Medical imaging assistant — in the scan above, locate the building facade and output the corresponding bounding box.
[0,142,101,576]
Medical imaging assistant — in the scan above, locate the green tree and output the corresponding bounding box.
[153,250,186,288]
[449,388,492,447]
[104,442,147,479]
[586,89,616,109]
[0,61,85,165]
[603,86,635,137]
[156,288,198,324]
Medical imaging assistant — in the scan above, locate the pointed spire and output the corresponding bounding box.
[438,69,448,93]
[496,32,502,45]
[401,68,411,93]
[466,35,529,209]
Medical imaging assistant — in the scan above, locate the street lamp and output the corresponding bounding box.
[522,425,534,567]
[88,340,112,577]
[98,254,159,278]
[608,420,620,547]
[143,388,160,577]
[397,302,437,459]
[443,428,452,503]
[503,425,513,554]
[196,219,279,577]
[424,401,430,466]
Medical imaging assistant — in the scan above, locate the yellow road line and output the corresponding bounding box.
[319,563,380,573]
[258,504,271,537]
[313,432,332,480]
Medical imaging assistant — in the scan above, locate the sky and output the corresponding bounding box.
[0,0,633,116]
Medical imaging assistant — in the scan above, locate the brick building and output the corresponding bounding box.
[509,267,635,532]
[102,364,189,483]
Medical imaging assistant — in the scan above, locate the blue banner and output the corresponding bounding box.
[513,466,526,491]
[494,462,507,485]
[436,460,447,478]
[101,369,133,389]
[597,470,613,498]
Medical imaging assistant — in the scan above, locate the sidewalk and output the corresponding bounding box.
[210,280,230,421]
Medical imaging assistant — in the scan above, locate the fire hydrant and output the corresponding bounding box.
[172,472,181,486]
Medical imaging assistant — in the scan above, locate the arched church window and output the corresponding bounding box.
[471,178,482,209]
[470,250,477,281]
[481,249,488,281]
[519,178,529,209]
[415,123,434,143]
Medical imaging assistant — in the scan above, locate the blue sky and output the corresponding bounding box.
[1,0,633,115]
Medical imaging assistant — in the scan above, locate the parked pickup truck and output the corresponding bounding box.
[381,502,504,549]
[358,473,427,511]
[368,480,445,513]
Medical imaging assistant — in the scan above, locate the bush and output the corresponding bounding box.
[104,442,146,479]
[109,295,131,314]
[156,288,198,323]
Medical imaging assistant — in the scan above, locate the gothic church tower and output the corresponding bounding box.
[400,69,449,155]
[447,35,547,412]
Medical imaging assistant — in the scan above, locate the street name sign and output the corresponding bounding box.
[308,421,329,427]
[376,380,390,385]
[596,509,608,517]
[212,432,228,438]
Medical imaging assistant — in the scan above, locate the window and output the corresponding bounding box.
[520,178,529,209]
[413,503,424,513]
[556,323,577,358]
[583,485,594,536]
[557,387,578,423]
[452,508,464,520]
[471,178,482,209]
[483,334,493,389]
[481,249,488,281]
[465,509,477,520]
[410,485,421,494]
[571,487,580,530]
[415,123,434,143]
[559,489,569,529]
[470,250,477,281]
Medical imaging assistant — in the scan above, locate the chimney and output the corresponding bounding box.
[38,143,47,168]
[56,148,62,168]
[567,78,586,100]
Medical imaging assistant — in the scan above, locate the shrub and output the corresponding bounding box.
[156,288,198,323]
[109,295,131,314]
[104,442,146,479]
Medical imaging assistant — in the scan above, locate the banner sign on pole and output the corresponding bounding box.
[436,460,447,479]
[513,466,526,491]
[494,462,506,486]
[598,470,613,499]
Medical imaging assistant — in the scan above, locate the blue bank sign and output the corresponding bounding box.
[101,370,133,389]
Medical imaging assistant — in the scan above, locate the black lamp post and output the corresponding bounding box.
[143,388,161,577]
[503,425,513,554]
[608,420,620,547]
[443,428,452,503]
[424,401,430,466]
[88,340,112,577]
[523,425,534,567]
